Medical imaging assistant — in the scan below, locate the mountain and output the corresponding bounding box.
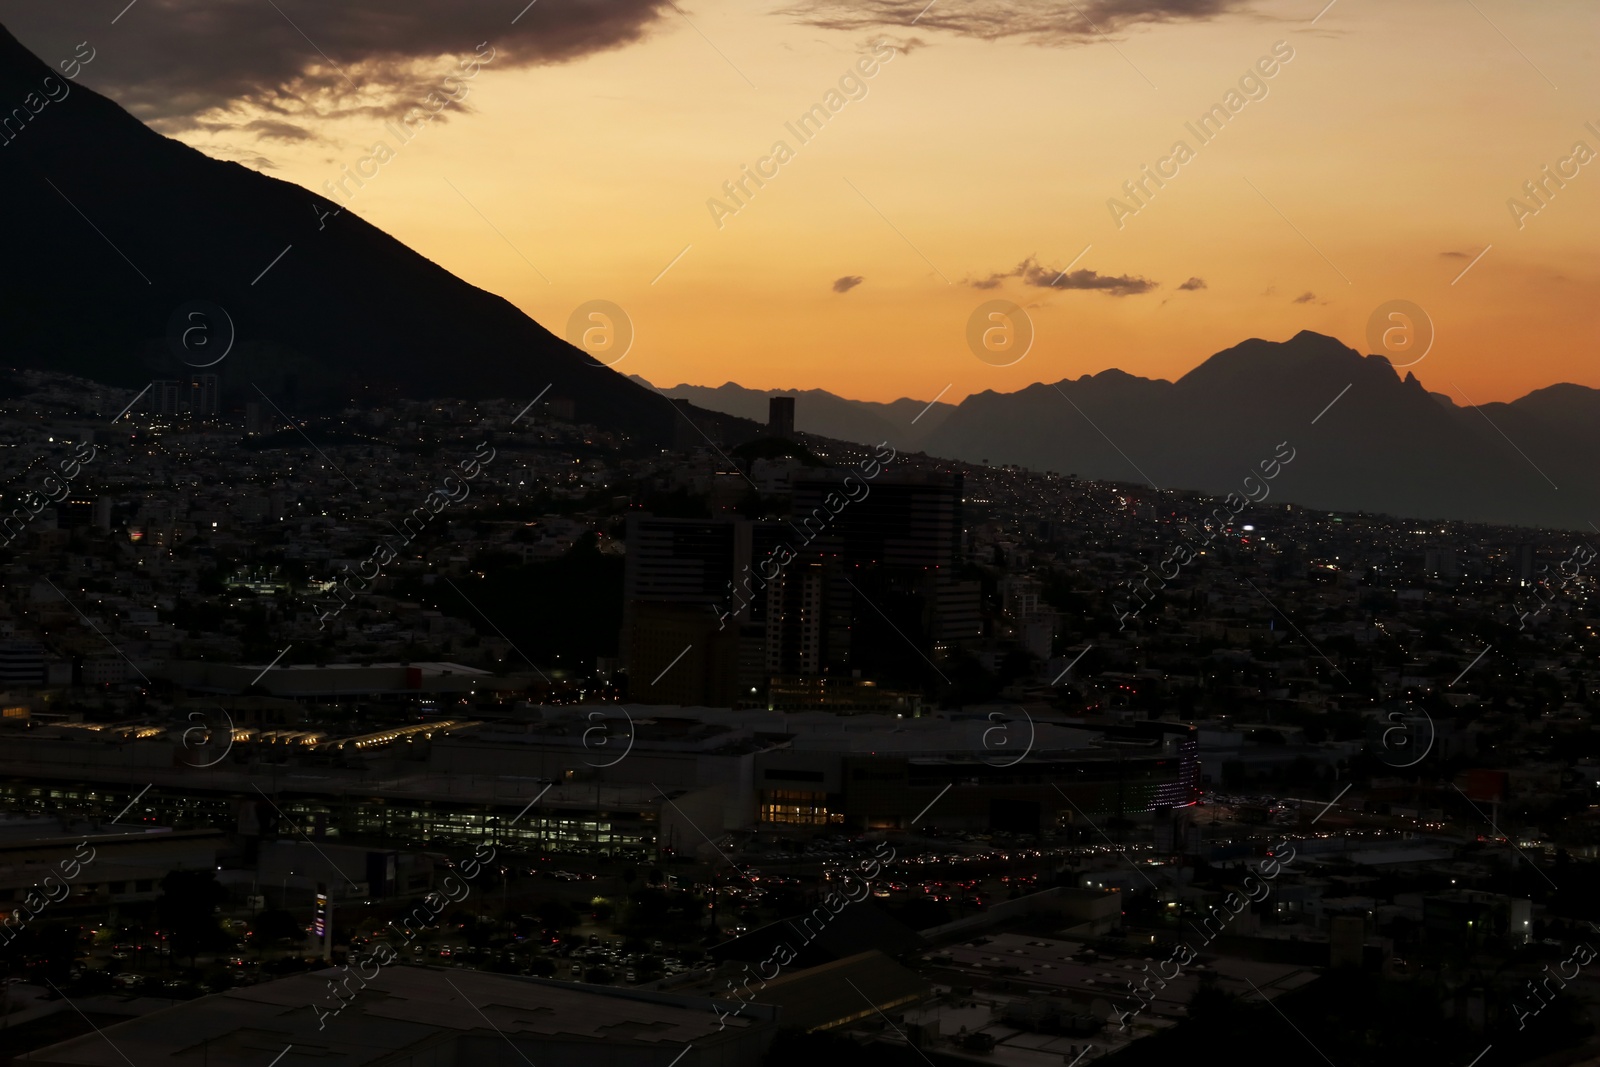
[629,377,957,452]
[0,23,741,443]
[654,331,1598,530]
[7,26,1590,529]
[917,330,1596,530]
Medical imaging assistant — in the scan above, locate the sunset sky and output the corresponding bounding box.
[9,0,1599,404]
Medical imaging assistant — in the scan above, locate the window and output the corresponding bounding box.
[760,790,842,826]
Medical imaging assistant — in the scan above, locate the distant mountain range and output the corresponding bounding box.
[0,23,745,445]
[7,23,1593,531]
[629,377,958,453]
[651,332,1600,532]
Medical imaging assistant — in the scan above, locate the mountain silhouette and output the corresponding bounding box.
[668,331,1596,531]
[629,376,957,452]
[922,330,1592,530]
[0,23,726,441]
[5,25,1591,529]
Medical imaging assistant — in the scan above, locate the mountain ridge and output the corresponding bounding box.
[0,21,754,445]
[653,332,1600,531]
[5,23,1593,529]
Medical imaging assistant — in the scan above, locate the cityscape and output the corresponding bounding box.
[2,2,1600,1066]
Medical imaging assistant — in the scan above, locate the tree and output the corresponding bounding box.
[535,899,579,933]
[15,922,77,984]
[157,869,229,967]
[253,909,305,947]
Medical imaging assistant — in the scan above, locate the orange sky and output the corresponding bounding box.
[168,0,1600,405]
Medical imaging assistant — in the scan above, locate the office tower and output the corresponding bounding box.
[57,497,97,529]
[1423,548,1459,579]
[620,516,795,701]
[190,373,220,418]
[245,401,265,435]
[621,479,972,696]
[764,560,825,675]
[626,602,741,706]
[790,469,962,569]
[768,396,795,439]
[622,516,781,702]
[149,380,183,417]
[785,469,971,678]
[623,516,738,610]
[1514,543,1536,586]
[932,578,983,649]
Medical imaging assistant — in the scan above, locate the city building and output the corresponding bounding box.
[767,396,795,439]
[191,373,220,418]
[0,640,45,687]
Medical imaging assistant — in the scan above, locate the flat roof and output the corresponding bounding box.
[29,965,769,1067]
[933,931,1316,1025]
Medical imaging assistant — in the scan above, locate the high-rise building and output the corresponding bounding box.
[621,516,781,701]
[623,517,738,610]
[190,373,220,418]
[790,469,962,570]
[148,380,183,417]
[1514,542,1536,586]
[932,578,983,649]
[57,497,97,529]
[768,396,795,439]
[626,602,742,706]
[764,560,825,675]
[786,470,970,677]
[1423,548,1459,579]
[623,472,971,696]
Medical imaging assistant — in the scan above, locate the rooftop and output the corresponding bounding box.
[30,965,773,1067]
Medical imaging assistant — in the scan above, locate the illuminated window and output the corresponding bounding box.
[760,790,842,826]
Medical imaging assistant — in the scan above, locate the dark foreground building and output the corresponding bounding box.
[28,966,776,1067]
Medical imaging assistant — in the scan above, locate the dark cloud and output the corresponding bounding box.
[967,255,1157,296]
[1177,276,1206,290]
[1292,290,1317,304]
[1439,250,1472,259]
[1,1,670,138]
[785,0,1250,44]
[832,275,865,293]
[237,119,321,143]
[1045,268,1157,296]
[968,255,1056,289]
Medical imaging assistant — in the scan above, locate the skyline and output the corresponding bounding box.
[5,4,1600,1059]
[4,0,1599,406]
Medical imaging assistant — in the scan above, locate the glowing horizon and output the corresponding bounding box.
[17,0,1598,406]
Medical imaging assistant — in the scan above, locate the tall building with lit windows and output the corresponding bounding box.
[147,380,183,417]
[787,469,975,678]
[621,516,788,702]
[764,560,825,675]
[190,373,220,418]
